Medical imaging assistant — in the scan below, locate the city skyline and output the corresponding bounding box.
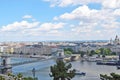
[0,0,120,41]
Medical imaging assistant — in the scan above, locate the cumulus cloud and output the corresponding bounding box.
[44,0,102,7]
[1,0,120,41]
[0,20,66,39]
[55,5,99,21]
[38,22,65,31]
[51,3,120,40]
[44,0,120,9]
[102,0,120,9]
[1,21,40,32]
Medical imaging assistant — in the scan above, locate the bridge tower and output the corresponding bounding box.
[1,55,11,66]
[0,55,12,74]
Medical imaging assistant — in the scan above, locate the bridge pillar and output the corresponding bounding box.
[119,54,120,61]
[2,56,11,66]
[0,55,12,74]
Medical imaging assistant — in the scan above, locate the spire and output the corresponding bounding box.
[114,35,120,45]
[115,35,118,40]
[110,38,113,44]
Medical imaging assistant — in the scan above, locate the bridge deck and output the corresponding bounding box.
[10,58,53,67]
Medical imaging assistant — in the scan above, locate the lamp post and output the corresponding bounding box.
[32,68,35,80]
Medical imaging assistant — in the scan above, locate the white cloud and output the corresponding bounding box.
[113,9,120,16]
[1,21,40,32]
[0,20,66,39]
[101,22,120,29]
[102,0,120,9]
[44,0,120,9]
[1,0,120,41]
[22,15,33,19]
[44,0,102,7]
[38,22,65,31]
[51,4,120,40]
[55,5,99,21]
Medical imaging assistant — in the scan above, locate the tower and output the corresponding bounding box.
[109,38,113,44]
[114,35,120,45]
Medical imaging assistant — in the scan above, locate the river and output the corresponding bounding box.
[8,57,120,80]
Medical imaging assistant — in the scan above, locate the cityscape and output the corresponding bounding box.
[0,0,120,80]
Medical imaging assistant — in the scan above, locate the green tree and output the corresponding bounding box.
[50,60,76,80]
[104,48,111,55]
[100,73,120,80]
[0,76,5,80]
[7,73,36,80]
[111,52,116,55]
[64,48,73,54]
[89,50,96,56]
[64,51,72,55]
[95,49,101,54]
[99,48,104,55]
[23,77,37,80]
[79,51,86,58]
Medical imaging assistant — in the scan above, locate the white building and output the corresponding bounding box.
[14,45,51,55]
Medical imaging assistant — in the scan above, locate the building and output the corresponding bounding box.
[109,35,120,45]
[14,45,51,55]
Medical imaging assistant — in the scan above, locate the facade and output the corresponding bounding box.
[109,35,120,45]
[0,46,14,54]
[14,45,51,55]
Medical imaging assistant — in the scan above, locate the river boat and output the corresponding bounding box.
[96,60,118,66]
[75,70,86,76]
[117,66,120,69]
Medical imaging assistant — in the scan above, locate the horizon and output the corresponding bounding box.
[0,0,120,41]
[0,40,109,43]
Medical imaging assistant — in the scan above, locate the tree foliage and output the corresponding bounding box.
[94,48,112,56]
[89,50,96,56]
[100,73,120,80]
[50,60,76,80]
[64,48,73,55]
[7,73,37,80]
[0,76,5,80]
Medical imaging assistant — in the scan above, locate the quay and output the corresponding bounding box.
[96,60,120,66]
[96,54,120,66]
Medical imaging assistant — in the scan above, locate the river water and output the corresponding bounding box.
[1,57,120,80]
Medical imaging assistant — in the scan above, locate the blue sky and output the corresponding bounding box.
[0,0,120,41]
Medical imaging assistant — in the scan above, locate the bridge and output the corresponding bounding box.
[0,54,53,74]
[11,58,53,66]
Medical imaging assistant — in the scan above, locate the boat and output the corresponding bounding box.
[117,66,120,69]
[75,70,86,76]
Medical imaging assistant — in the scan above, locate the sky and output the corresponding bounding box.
[0,0,120,41]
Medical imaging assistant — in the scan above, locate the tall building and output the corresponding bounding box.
[110,35,120,45]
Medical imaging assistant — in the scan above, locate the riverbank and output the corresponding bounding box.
[11,58,120,80]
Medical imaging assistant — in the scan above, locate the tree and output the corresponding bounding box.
[64,51,72,55]
[23,77,38,80]
[7,73,37,80]
[79,51,86,58]
[104,48,111,55]
[17,73,23,79]
[95,49,101,54]
[0,76,5,80]
[111,52,116,55]
[89,50,96,56]
[64,48,73,55]
[50,60,76,80]
[100,73,120,80]
[99,48,104,55]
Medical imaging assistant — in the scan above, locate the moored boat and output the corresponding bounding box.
[75,70,86,76]
[117,66,120,69]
